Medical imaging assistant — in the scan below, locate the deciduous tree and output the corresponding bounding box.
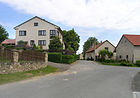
[63,29,80,52]
[0,25,8,43]
[49,36,63,50]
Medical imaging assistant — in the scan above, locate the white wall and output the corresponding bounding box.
[116,36,134,62]
[134,46,140,63]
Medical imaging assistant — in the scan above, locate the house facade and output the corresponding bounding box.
[116,34,140,63]
[85,40,115,60]
[14,16,64,50]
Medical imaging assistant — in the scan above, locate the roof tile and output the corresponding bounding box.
[124,34,140,45]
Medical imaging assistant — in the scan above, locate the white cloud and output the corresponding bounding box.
[0,0,140,31]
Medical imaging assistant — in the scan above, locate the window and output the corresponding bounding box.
[19,31,26,36]
[105,47,108,51]
[38,30,46,36]
[126,55,128,59]
[38,40,46,46]
[34,22,38,26]
[125,40,127,43]
[30,40,35,46]
[120,55,122,59]
[50,30,56,38]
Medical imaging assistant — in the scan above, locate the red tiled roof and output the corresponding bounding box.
[86,42,103,53]
[124,34,140,45]
[2,39,16,44]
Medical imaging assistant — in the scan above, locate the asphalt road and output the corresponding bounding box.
[0,60,140,98]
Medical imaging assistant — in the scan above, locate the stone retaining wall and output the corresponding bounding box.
[0,61,47,74]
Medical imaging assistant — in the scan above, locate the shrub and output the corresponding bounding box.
[48,53,62,63]
[33,44,37,49]
[104,59,115,63]
[48,52,77,64]
[36,46,40,50]
[17,40,27,45]
[2,45,14,49]
[36,49,44,52]
[120,61,133,66]
[136,60,140,66]
[62,55,74,64]
[15,47,24,50]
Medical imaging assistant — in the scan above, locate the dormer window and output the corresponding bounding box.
[34,22,38,26]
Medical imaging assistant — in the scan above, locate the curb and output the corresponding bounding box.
[133,92,140,98]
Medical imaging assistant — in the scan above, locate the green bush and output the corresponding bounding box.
[48,53,62,63]
[36,49,44,52]
[15,47,24,50]
[2,44,14,49]
[61,54,77,64]
[136,60,140,66]
[62,55,74,64]
[48,52,77,64]
[120,61,133,66]
[104,59,115,63]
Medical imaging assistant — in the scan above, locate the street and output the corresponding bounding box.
[0,60,140,98]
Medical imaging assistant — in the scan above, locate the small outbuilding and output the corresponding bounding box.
[1,39,16,46]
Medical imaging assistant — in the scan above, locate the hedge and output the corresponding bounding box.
[136,60,140,66]
[48,53,77,64]
[48,53,62,63]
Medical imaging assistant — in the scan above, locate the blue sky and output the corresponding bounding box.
[0,0,140,53]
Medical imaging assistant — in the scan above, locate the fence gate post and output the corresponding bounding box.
[44,52,48,63]
[1,46,5,55]
[13,50,19,65]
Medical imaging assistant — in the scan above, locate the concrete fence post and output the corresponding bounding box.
[44,52,48,63]
[12,50,19,65]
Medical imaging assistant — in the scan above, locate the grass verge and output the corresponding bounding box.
[0,65,58,85]
[97,61,139,67]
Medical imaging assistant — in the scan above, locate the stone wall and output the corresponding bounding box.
[0,47,48,74]
[0,61,47,74]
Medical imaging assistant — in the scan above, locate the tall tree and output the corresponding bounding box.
[63,29,80,52]
[83,37,99,56]
[49,36,63,50]
[0,25,8,43]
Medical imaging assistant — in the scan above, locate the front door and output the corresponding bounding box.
[30,40,35,46]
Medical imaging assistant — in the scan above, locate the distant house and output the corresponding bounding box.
[85,40,115,60]
[116,34,140,63]
[14,16,64,50]
[1,39,16,45]
[79,53,84,60]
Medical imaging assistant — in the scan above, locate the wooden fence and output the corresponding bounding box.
[18,50,45,62]
[0,47,13,62]
[0,47,47,63]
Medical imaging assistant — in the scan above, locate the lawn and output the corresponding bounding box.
[0,65,58,85]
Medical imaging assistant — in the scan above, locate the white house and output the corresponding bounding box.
[116,34,140,63]
[14,16,64,50]
[85,40,115,60]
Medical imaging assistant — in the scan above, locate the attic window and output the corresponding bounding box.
[105,47,108,51]
[34,22,38,26]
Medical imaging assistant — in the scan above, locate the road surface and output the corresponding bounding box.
[0,60,140,98]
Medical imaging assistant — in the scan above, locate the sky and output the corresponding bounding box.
[0,0,140,54]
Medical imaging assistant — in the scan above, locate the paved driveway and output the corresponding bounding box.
[0,60,140,98]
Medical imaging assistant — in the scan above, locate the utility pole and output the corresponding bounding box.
[94,39,96,61]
